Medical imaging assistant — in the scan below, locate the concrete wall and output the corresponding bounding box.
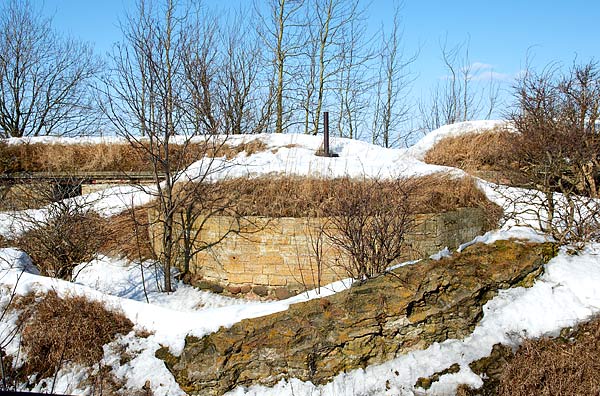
[151,207,488,292]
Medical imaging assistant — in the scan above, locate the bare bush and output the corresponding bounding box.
[321,177,417,279]
[498,61,600,246]
[13,200,109,280]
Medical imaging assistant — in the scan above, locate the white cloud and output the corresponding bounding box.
[468,62,494,72]
[440,62,517,83]
[469,69,514,82]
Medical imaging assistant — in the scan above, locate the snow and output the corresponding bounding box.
[0,184,156,238]
[180,133,458,182]
[2,120,600,395]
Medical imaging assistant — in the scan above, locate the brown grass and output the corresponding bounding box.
[17,290,133,380]
[101,174,501,260]
[0,139,268,173]
[207,174,501,223]
[101,206,156,262]
[497,317,600,396]
[424,127,517,175]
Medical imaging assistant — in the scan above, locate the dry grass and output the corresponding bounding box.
[17,291,133,381]
[497,317,600,396]
[101,174,501,260]
[458,317,600,396]
[424,127,517,175]
[101,206,156,262]
[207,174,501,223]
[0,139,268,173]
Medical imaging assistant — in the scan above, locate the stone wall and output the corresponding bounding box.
[153,207,488,292]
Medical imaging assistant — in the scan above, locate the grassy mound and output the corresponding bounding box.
[423,127,520,183]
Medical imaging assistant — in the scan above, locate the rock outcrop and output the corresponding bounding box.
[157,241,557,396]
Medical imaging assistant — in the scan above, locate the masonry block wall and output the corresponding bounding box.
[150,207,488,291]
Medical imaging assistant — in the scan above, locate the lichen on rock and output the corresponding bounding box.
[157,240,557,396]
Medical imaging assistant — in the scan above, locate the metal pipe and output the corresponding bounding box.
[323,111,329,157]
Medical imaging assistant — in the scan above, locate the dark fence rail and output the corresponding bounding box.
[0,171,164,184]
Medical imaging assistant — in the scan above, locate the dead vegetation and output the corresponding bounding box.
[423,127,520,182]
[208,174,500,220]
[101,206,156,262]
[16,291,133,383]
[458,316,600,396]
[0,139,267,174]
[497,317,600,396]
[13,209,110,280]
[99,174,501,264]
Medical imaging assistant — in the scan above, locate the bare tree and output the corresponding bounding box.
[334,2,375,140]
[218,13,269,135]
[182,16,221,135]
[102,0,248,292]
[309,0,361,136]
[257,0,305,134]
[102,0,192,292]
[418,39,498,133]
[0,0,100,138]
[371,3,417,147]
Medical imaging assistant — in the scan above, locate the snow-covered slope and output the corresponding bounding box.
[2,121,599,396]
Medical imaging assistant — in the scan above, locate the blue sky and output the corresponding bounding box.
[36,0,600,116]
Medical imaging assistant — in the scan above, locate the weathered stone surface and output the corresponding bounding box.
[274,287,294,300]
[239,285,252,294]
[157,241,557,396]
[195,280,224,294]
[252,285,269,297]
[227,285,242,295]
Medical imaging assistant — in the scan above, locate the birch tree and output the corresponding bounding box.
[258,0,305,133]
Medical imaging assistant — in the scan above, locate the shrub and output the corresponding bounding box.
[14,207,110,280]
[18,291,133,381]
[321,177,418,279]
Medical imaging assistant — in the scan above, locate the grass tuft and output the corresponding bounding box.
[17,291,133,381]
[497,317,600,396]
